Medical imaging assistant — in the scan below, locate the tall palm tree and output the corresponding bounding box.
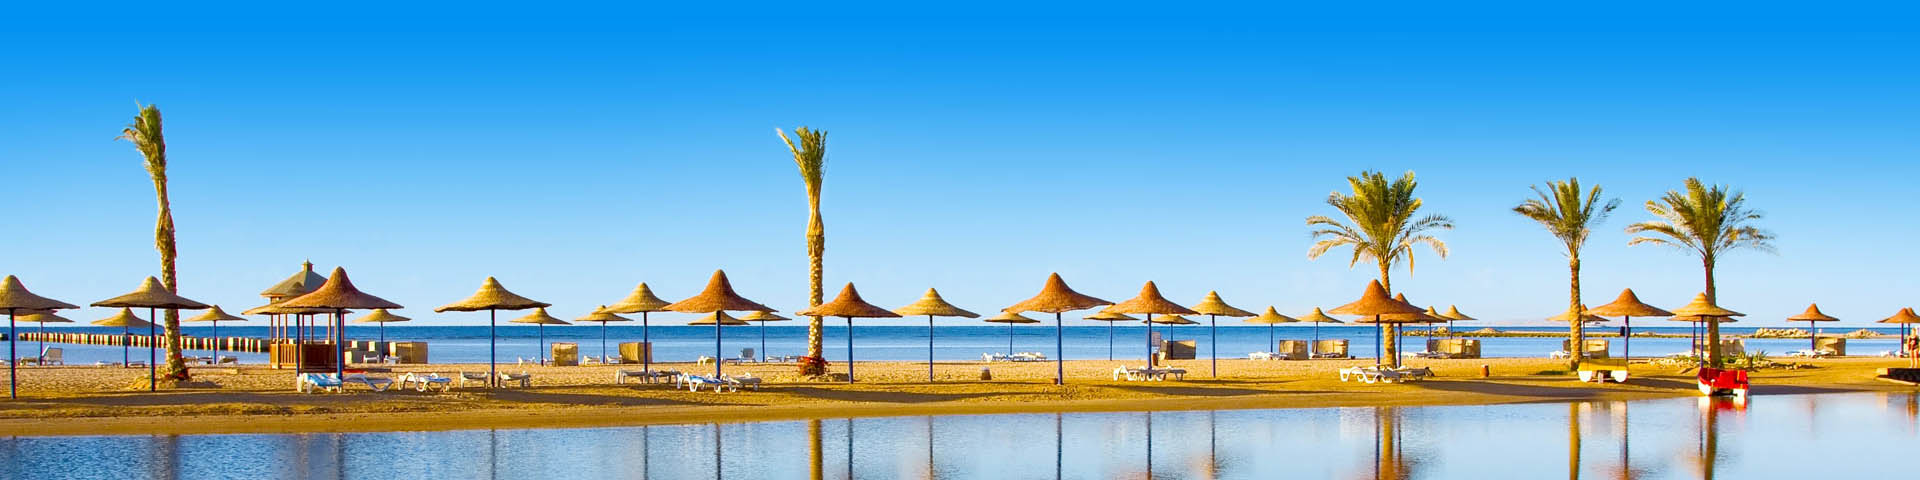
[780,127,829,376]
[1625,177,1774,367]
[118,104,187,380]
[1513,178,1618,369]
[1307,170,1452,362]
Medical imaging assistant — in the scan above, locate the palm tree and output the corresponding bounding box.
[780,127,829,376]
[1625,177,1774,367]
[118,104,187,380]
[1513,178,1618,369]
[1307,170,1452,362]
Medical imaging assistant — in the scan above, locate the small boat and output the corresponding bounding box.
[1697,366,1750,399]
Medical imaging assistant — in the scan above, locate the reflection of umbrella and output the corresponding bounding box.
[1003,273,1113,385]
[737,311,789,362]
[93,276,210,391]
[1084,309,1139,360]
[1666,293,1744,366]
[510,308,571,365]
[1439,305,1476,339]
[1329,280,1424,367]
[1297,307,1343,357]
[983,311,1040,357]
[1785,304,1839,353]
[573,306,632,362]
[281,268,403,380]
[1588,289,1670,367]
[1878,308,1920,368]
[353,308,410,362]
[797,283,900,383]
[893,288,979,382]
[435,277,547,387]
[1243,306,1298,354]
[605,282,672,375]
[664,270,774,378]
[1189,291,1254,378]
[184,305,245,363]
[1107,281,1197,368]
[16,311,73,367]
[0,276,78,399]
[91,308,153,367]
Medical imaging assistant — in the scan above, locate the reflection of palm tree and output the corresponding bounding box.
[1568,403,1582,480]
[808,419,823,480]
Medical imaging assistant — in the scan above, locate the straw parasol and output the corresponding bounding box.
[183,305,245,363]
[509,307,571,365]
[1297,307,1344,356]
[1107,281,1197,368]
[91,308,153,367]
[1190,291,1255,378]
[280,267,403,380]
[1372,292,1441,367]
[664,270,774,378]
[1546,305,1610,324]
[893,288,979,382]
[92,276,210,391]
[1244,306,1299,354]
[435,276,545,386]
[738,310,790,364]
[1439,305,1476,339]
[16,311,73,366]
[1587,289,1671,366]
[0,276,78,398]
[573,306,632,362]
[1785,303,1839,353]
[1003,273,1113,384]
[1329,280,1425,367]
[983,311,1041,357]
[1880,308,1920,368]
[1083,309,1140,360]
[605,282,673,375]
[797,283,900,382]
[1665,292,1743,365]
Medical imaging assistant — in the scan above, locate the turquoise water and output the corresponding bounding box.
[3,393,1915,479]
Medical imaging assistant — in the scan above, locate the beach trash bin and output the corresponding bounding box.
[979,367,992,381]
[551,342,579,366]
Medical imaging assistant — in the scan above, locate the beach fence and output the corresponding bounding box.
[15,331,271,353]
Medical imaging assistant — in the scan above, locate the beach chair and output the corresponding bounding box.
[1248,351,1278,361]
[399,373,453,392]
[499,372,532,388]
[724,373,762,391]
[1339,365,1407,384]
[216,355,238,365]
[459,372,493,387]
[297,373,344,393]
[727,348,757,364]
[677,374,737,392]
[342,373,394,392]
[1393,366,1434,381]
[23,347,62,366]
[1577,358,1630,383]
[615,369,679,385]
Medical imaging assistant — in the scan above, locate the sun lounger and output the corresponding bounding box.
[297,373,344,393]
[459,372,493,387]
[23,347,62,366]
[1340,365,1418,384]
[1412,351,1452,359]
[342,373,394,392]
[1011,352,1048,362]
[216,355,238,365]
[1112,366,1188,381]
[398,373,453,392]
[615,369,680,385]
[676,373,738,392]
[499,372,532,387]
[982,353,1010,362]
[724,373,762,391]
[1248,351,1278,361]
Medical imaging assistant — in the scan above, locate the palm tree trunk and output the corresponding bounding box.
[1377,262,1396,366]
[802,206,826,375]
[1703,256,1721,368]
[155,185,187,381]
[1569,255,1584,370]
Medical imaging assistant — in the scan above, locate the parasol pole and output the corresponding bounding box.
[926,315,935,382]
[845,317,854,383]
[1054,312,1064,385]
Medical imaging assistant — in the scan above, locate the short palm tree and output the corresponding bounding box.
[118,104,188,380]
[780,127,829,376]
[1307,170,1452,362]
[1625,177,1774,367]
[1513,178,1618,369]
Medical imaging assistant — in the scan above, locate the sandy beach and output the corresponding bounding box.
[3,356,1911,436]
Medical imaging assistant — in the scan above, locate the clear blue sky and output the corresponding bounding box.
[4,3,1917,326]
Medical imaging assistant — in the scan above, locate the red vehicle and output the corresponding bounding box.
[1697,366,1750,399]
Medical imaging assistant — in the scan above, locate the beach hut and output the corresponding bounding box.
[258,261,328,361]
[1190,291,1255,378]
[605,282,672,374]
[183,305,245,363]
[1083,309,1140,360]
[664,270,774,379]
[1297,307,1344,357]
[1329,280,1425,367]
[738,310,790,363]
[92,276,210,391]
[91,308,153,367]
[1004,273,1114,384]
[16,311,72,364]
[1106,281,1198,368]
[435,277,548,386]
[1243,306,1299,354]
[893,288,979,382]
[0,276,78,398]
[280,268,403,381]
[982,311,1041,357]
[572,306,632,362]
[1877,308,1920,368]
[508,308,571,365]
[1587,289,1672,366]
[1785,304,1840,353]
[1440,305,1476,338]
[1667,293,1744,367]
[797,283,900,383]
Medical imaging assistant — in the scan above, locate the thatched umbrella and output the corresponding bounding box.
[0,276,78,398]
[1106,281,1197,368]
[1785,304,1840,353]
[183,305,245,362]
[1190,291,1255,378]
[1374,293,1442,367]
[92,276,210,391]
[1439,305,1476,339]
[435,277,546,385]
[1004,273,1113,384]
[1588,289,1672,366]
[1244,306,1298,354]
[573,306,632,362]
[893,288,979,382]
[797,283,900,383]
[509,308,571,365]
[91,308,153,367]
[1329,280,1425,367]
[738,311,790,362]
[244,299,331,372]
[1666,293,1744,365]
[664,270,774,378]
[983,311,1040,357]
[1297,307,1344,356]
[281,268,403,380]
[16,311,72,366]
[1547,304,1611,359]
[1084,309,1140,360]
[1880,308,1920,368]
[352,308,410,362]
[605,282,672,375]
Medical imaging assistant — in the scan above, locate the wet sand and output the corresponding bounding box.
[1,357,1910,436]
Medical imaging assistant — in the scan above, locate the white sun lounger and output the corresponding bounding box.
[398,373,453,392]
[724,373,762,391]
[342,373,394,392]
[297,373,344,393]
[676,374,737,392]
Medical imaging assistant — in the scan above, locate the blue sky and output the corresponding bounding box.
[4,3,1918,326]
